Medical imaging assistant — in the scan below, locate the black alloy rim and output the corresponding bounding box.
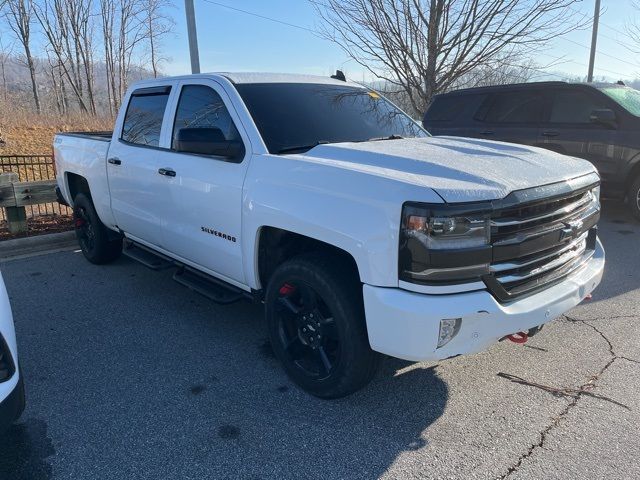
[274,281,340,380]
[75,207,95,253]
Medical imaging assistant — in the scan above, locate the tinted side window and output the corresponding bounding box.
[425,96,467,122]
[172,85,241,148]
[549,90,606,123]
[121,88,171,146]
[479,91,543,123]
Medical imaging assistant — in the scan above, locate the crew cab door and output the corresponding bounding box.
[538,88,619,181]
[107,85,174,247]
[470,90,543,146]
[152,80,251,285]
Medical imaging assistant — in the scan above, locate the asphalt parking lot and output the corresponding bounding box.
[0,201,638,480]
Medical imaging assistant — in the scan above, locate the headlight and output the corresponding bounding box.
[399,203,492,284]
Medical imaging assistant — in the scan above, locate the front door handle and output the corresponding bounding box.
[481,130,494,135]
[158,168,176,177]
[542,130,559,137]
[108,157,121,165]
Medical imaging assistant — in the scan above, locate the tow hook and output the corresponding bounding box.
[505,331,529,344]
[583,293,593,301]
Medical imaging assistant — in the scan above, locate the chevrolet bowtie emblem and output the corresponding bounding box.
[560,219,583,241]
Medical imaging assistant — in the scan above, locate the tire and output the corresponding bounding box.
[265,253,380,398]
[627,175,640,221]
[73,193,122,264]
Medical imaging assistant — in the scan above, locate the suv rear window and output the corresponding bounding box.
[425,96,468,122]
[477,91,543,123]
[549,90,606,123]
[121,87,171,147]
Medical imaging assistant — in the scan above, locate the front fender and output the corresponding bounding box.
[241,154,442,289]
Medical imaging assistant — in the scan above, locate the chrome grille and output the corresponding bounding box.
[485,187,599,302]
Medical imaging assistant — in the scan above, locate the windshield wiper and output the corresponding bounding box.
[276,140,330,154]
[365,134,404,142]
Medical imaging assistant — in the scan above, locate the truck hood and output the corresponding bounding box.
[294,136,597,202]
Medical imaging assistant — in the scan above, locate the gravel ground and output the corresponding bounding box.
[0,200,638,480]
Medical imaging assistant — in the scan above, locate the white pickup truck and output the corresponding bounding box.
[54,72,605,398]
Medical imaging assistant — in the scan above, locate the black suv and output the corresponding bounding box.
[423,81,640,218]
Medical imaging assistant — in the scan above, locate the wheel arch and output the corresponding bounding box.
[624,153,640,194]
[254,226,361,291]
[65,172,91,204]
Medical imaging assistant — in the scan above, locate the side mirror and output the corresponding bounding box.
[175,127,245,159]
[589,109,617,128]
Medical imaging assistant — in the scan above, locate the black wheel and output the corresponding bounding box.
[265,253,380,398]
[73,193,122,264]
[628,175,640,221]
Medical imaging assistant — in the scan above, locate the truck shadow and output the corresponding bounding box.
[224,352,448,479]
[0,418,55,480]
[3,247,443,479]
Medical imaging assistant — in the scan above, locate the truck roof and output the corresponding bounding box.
[131,72,364,88]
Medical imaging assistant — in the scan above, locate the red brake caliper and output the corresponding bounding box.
[75,218,85,227]
[279,283,296,295]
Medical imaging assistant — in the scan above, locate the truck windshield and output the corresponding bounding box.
[598,86,640,117]
[235,83,428,154]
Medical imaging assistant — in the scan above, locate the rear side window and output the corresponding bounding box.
[172,85,241,148]
[478,91,543,123]
[121,87,171,147]
[425,96,468,122]
[549,90,607,123]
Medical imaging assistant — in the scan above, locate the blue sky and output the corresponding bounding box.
[163,0,640,82]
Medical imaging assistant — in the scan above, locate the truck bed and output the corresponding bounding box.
[56,131,113,142]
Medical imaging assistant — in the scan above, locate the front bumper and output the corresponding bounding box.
[363,238,604,362]
[0,372,24,433]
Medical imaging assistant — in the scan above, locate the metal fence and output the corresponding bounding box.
[0,155,71,221]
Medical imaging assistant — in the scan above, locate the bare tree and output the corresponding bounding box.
[0,36,14,102]
[312,0,587,115]
[34,0,98,114]
[35,0,89,112]
[142,0,173,78]
[100,0,117,115]
[98,0,148,112]
[627,1,640,53]
[2,0,41,113]
[65,0,97,113]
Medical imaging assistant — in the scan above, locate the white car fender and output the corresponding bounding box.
[241,153,443,289]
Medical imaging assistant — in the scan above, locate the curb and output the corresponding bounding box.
[0,231,77,260]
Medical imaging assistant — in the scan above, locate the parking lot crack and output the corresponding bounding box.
[562,313,638,322]
[496,315,628,479]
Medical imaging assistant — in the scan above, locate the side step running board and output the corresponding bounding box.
[122,241,173,270]
[122,239,256,305]
[173,268,245,305]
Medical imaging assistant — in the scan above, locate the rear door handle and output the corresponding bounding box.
[542,130,559,137]
[158,168,176,177]
[108,157,121,165]
[481,130,494,135]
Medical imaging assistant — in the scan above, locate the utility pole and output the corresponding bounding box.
[185,0,201,74]
[587,0,601,83]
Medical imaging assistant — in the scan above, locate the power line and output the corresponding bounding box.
[559,37,640,70]
[200,0,318,34]
[538,52,633,78]
[199,0,634,80]
[567,5,639,53]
